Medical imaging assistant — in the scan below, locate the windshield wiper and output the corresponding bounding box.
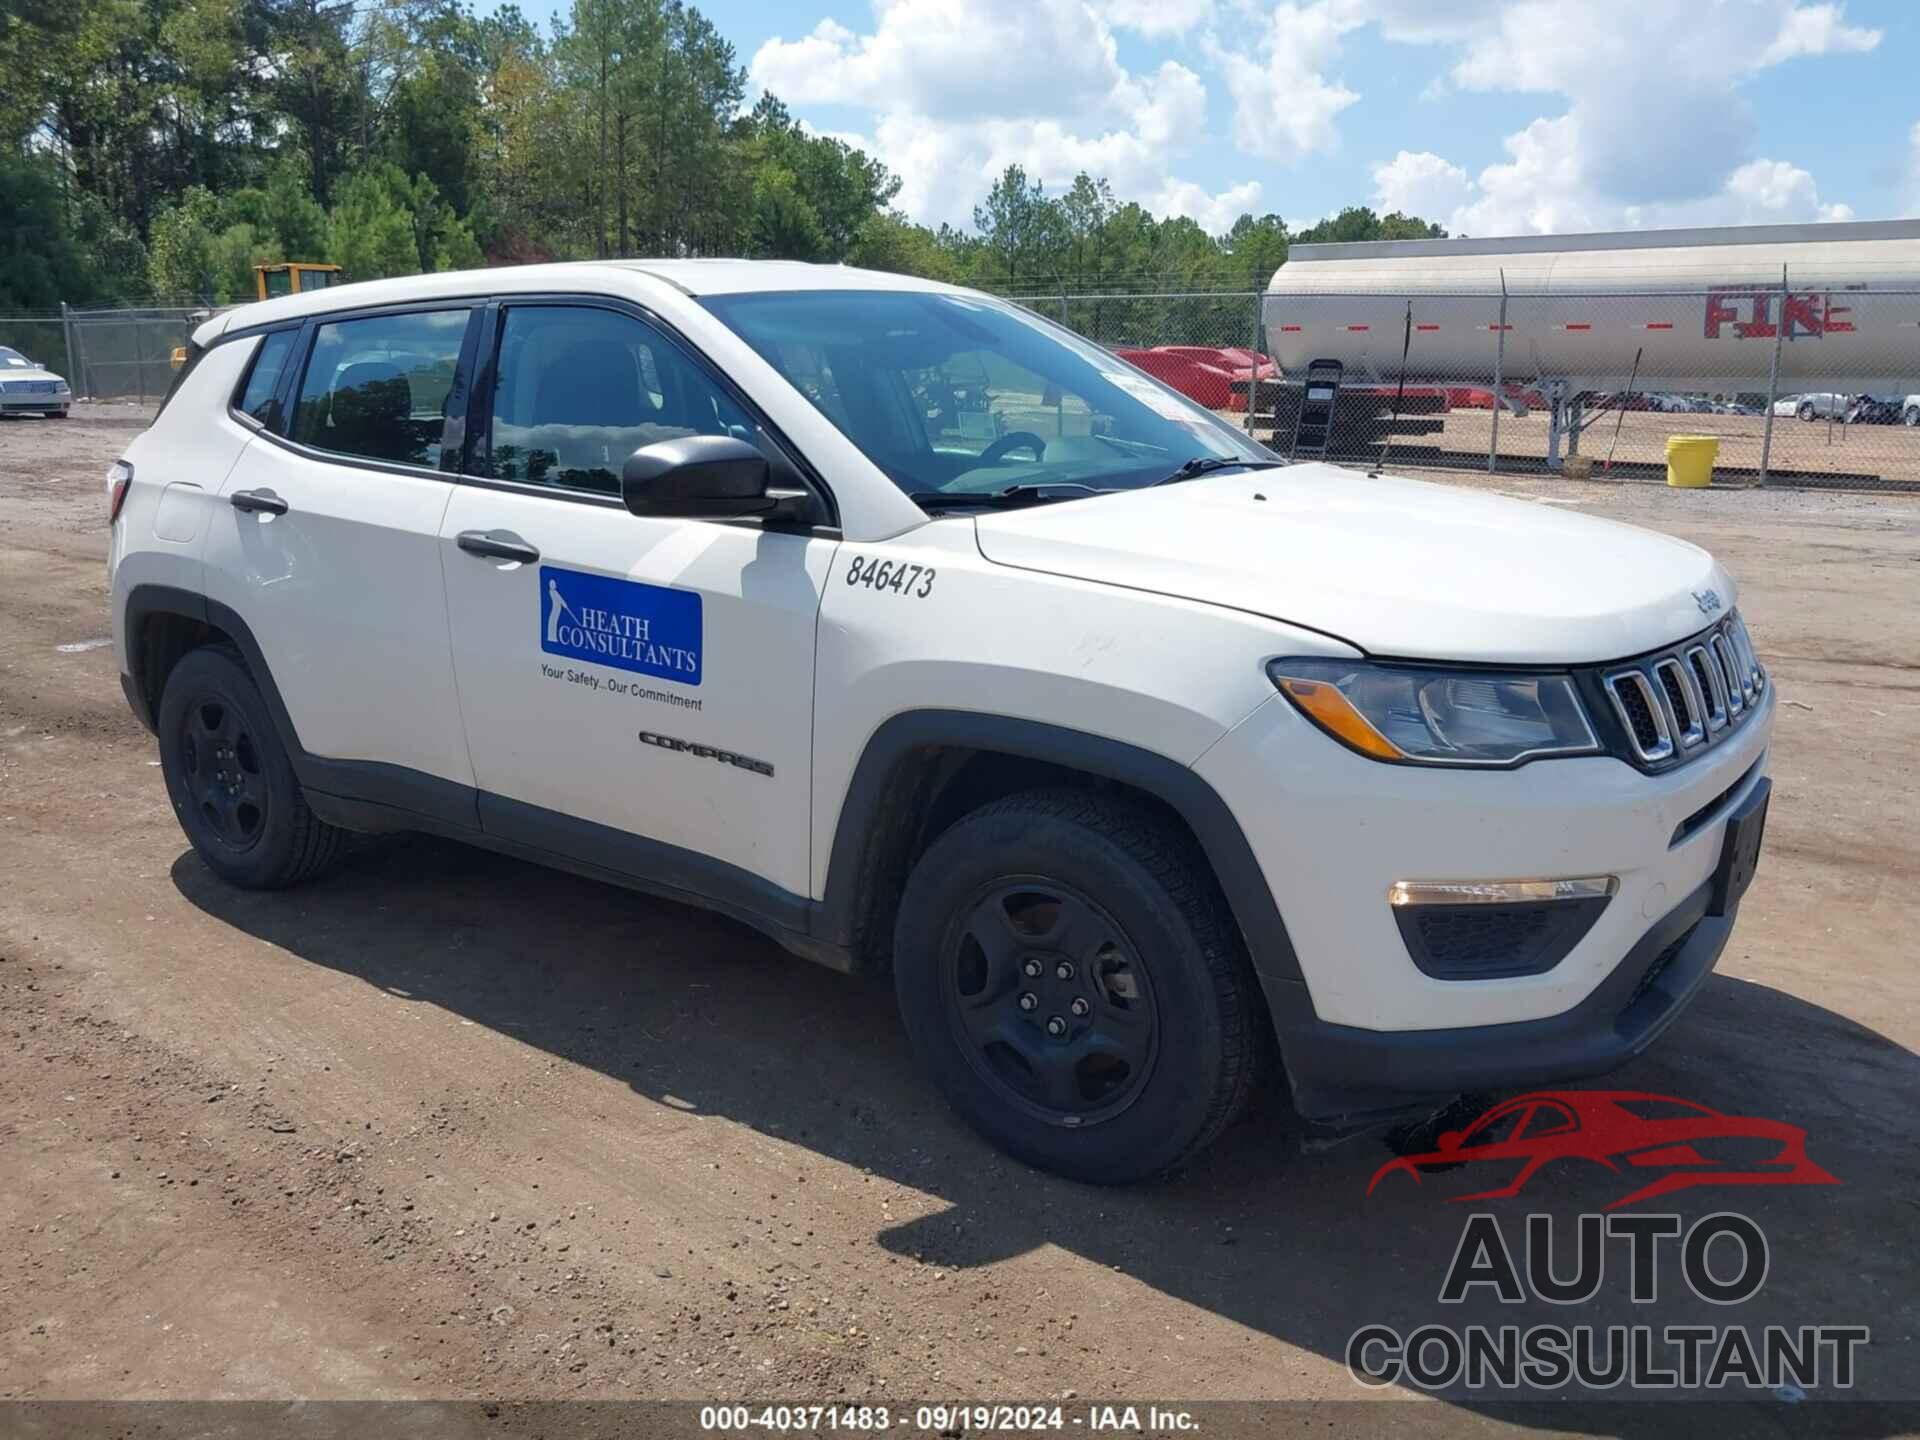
[1151,456,1288,486]
[906,482,1108,511]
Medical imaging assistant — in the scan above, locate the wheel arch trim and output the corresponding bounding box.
[122,584,479,830]
[817,709,1306,986]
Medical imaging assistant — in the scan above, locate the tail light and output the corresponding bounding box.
[107,460,133,524]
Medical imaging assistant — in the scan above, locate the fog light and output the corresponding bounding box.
[1388,876,1618,980]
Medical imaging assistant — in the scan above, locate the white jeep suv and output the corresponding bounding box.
[108,262,1774,1181]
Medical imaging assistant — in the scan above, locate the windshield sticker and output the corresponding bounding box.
[539,565,701,685]
[1099,370,1205,424]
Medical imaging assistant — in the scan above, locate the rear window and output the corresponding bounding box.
[233,331,298,430]
[290,309,471,468]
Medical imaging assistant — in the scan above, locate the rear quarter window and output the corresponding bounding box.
[232,331,299,430]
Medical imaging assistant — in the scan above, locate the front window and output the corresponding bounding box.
[0,347,32,369]
[702,290,1270,508]
[484,304,764,496]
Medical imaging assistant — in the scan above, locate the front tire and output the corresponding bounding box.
[156,645,343,888]
[1905,407,1919,428]
[893,789,1262,1183]
[1798,401,1815,421]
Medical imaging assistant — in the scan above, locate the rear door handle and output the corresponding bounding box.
[456,529,540,564]
[230,488,289,516]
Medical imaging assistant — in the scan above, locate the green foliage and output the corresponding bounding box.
[6,0,1445,308]
[0,152,148,309]
[846,211,957,282]
[1295,206,1447,245]
[147,187,222,299]
[326,165,432,280]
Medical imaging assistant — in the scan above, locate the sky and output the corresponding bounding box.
[499,0,1920,238]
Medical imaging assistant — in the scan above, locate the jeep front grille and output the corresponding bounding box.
[1599,613,1766,767]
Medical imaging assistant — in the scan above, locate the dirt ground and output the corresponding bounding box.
[2,405,1917,1426]
[1297,406,1920,490]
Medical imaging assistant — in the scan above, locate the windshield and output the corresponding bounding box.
[701,290,1272,506]
[0,348,33,368]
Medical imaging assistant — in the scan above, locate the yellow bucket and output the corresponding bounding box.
[1666,434,1718,488]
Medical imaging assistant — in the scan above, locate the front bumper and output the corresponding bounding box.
[1269,874,1733,1118]
[1193,681,1774,1118]
[0,393,68,412]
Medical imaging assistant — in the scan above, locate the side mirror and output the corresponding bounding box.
[1437,1130,1463,1154]
[620,434,807,523]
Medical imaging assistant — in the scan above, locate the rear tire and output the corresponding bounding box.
[1905,407,1919,428]
[893,789,1262,1183]
[156,645,343,889]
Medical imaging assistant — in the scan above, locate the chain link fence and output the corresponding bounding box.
[1012,286,1920,493]
[0,302,208,405]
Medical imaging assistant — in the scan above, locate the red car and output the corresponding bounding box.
[1447,385,1547,411]
[1113,345,1276,411]
[1367,1090,1837,1210]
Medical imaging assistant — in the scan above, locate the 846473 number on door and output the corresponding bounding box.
[845,555,935,599]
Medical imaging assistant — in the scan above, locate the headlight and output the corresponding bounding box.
[1268,658,1600,767]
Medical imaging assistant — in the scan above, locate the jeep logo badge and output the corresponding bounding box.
[1693,589,1723,615]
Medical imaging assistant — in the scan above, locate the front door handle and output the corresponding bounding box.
[456,529,540,564]
[230,488,289,516]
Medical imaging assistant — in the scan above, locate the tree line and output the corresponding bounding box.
[0,0,1445,312]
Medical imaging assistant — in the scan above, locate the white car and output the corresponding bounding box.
[0,344,72,417]
[107,262,1774,1181]
[1773,391,1846,421]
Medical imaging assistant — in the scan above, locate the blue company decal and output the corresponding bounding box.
[539,564,702,686]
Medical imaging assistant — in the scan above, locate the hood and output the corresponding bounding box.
[1,365,63,384]
[970,463,1732,665]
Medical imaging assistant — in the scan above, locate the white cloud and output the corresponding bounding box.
[1093,0,1215,38]
[1759,2,1882,65]
[750,0,1260,232]
[1210,2,1360,164]
[750,0,1885,240]
[1392,134,1857,237]
[1154,178,1265,233]
[1351,1,1879,233]
[1371,150,1474,219]
[1717,159,1855,224]
[751,0,1128,121]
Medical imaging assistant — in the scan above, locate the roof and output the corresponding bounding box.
[599,258,968,296]
[193,258,968,345]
